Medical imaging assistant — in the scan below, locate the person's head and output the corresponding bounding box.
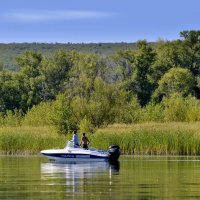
[74,130,77,134]
[83,133,86,136]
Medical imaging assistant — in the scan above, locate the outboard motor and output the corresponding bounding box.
[108,145,120,161]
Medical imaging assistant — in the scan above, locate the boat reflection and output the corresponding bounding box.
[40,161,120,192]
[41,161,119,179]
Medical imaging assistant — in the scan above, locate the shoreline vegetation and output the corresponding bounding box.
[0,30,200,156]
[1,122,200,156]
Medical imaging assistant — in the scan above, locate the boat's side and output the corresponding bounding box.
[41,149,109,162]
[43,155,108,162]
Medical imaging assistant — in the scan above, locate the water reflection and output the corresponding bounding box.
[40,161,120,194]
[41,161,120,178]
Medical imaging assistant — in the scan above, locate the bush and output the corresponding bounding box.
[22,101,52,126]
[3,109,22,127]
[162,93,187,122]
[0,113,4,127]
[127,97,143,123]
[79,117,95,133]
[143,103,164,122]
[155,67,195,98]
[185,96,200,121]
[49,94,71,135]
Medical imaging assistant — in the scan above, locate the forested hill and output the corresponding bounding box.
[0,42,140,70]
[0,30,200,133]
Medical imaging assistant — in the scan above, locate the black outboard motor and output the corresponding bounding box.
[108,145,120,161]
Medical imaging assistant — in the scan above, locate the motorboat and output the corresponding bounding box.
[40,140,120,162]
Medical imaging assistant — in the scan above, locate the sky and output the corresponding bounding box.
[0,0,199,43]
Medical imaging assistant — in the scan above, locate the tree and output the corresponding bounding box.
[67,53,108,99]
[41,50,79,99]
[0,70,23,112]
[151,40,191,85]
[153,67,195,101]
[112,50,134,80]
[180,30,200,98]
[180,31,200,76]
[69,77,114,128]
[180,30,200,47]
[16,51,43,78]
[0,60,4,71]
[49,94,72,135]
[132,40,156,106]
[14,51,45,111]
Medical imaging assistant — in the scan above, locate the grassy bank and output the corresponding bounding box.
[1,123,200,155]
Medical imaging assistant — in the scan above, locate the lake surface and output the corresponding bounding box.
[0,156,200,200]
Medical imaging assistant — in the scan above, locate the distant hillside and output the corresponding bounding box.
[0,42,140,71]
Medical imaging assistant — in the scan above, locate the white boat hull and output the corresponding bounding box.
[41,148,109,162]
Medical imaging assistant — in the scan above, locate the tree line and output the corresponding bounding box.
[0,42,138,71]
[0,30,200,134]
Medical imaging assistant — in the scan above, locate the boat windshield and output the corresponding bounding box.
[65,140,81,148]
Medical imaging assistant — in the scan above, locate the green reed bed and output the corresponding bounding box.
[1,123,200,155]
[0,126,66,155]
[90,122,200,155]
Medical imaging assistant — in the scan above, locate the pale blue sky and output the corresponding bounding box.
[0,0,199,43]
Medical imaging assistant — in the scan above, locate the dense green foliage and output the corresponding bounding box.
[0,30,200,134]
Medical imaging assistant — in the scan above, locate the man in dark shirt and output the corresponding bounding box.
[80,133,90,149]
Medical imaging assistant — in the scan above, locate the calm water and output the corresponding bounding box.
[0,156,200,200]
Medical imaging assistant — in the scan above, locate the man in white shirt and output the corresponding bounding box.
[72,130,79,147]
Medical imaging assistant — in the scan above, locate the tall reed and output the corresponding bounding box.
[1,123,200,155]
[0,126,66,154]
[90,123,200,155]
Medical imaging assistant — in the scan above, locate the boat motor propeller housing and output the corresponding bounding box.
[108,145,120,161]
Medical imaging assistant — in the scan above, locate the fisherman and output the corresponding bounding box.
[80,133,90,149]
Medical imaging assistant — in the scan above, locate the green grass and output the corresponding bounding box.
[1,122,200,155]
